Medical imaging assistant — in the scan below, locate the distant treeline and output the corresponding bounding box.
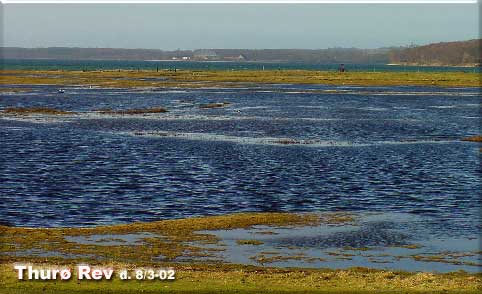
[212,48,389,63]
[1,39,480,66]
[389,39,481,66]
[0,47,192,61]
[0,47,389,64]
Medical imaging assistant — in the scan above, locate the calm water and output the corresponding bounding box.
[0,83,480,239]
[2,58,480,72]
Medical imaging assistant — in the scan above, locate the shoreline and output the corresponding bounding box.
[1,69,479,88]
[1,212,481,293]
[1,262,481,294]
[386,63,480,68]
[1,212,480,270]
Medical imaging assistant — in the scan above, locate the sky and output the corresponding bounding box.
[2,3,480,50]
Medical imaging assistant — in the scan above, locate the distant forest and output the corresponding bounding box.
[389,39,481,66]
[212,48,389,64]
[1,47,389,64]
[1,39,480,66]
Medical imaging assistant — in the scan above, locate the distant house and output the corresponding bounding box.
[193,49,218,60]
[223,54,247,61]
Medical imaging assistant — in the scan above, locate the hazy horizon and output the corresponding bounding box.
[2,4,479,50]
[1,39,478,51]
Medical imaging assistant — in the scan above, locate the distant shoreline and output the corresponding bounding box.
[387,63,480,68]
[3,59,479,75]
[2,57,481,69]
[3,57,479,68]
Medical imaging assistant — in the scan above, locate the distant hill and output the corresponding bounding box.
[389,39,481,67]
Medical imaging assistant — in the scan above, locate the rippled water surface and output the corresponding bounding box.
[4,59,479,72]
[0,84,480,238]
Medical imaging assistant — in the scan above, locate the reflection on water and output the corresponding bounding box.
[0,84,480,241]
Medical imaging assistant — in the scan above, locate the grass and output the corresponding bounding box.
[0,213,325,265]
[97,107,168,115]
[0,213,480,293]
[396,244,422,249]
[342,247,371,251]
[462,135,482,143]
[199,102,231,109]
[236,240,264,246]
[0,69,479,88]
[0,87,32,93]
[250,253,311,264]
[1,106,169,116]
[3,107,75,115]
[1,262,481,294]
[409,255,480,266]
[184,70,481,88]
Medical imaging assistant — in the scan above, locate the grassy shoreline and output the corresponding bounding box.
[1,213,481,293]
[0,213,328,264]
[1,69,479,88]
[2,262,481,294]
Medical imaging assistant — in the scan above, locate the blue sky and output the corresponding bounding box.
[2,4,479,49]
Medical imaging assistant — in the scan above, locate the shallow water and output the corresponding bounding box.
[4,59,479,72]
[0,83,480,241]
[195,212,481,273]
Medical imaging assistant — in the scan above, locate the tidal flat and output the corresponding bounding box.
[1,69,481,292]
[1,213,481,293]
[0,68,480,88]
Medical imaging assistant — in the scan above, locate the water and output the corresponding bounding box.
[0,83,480,240]
[194,213,481,272]
[2,58,479,72]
